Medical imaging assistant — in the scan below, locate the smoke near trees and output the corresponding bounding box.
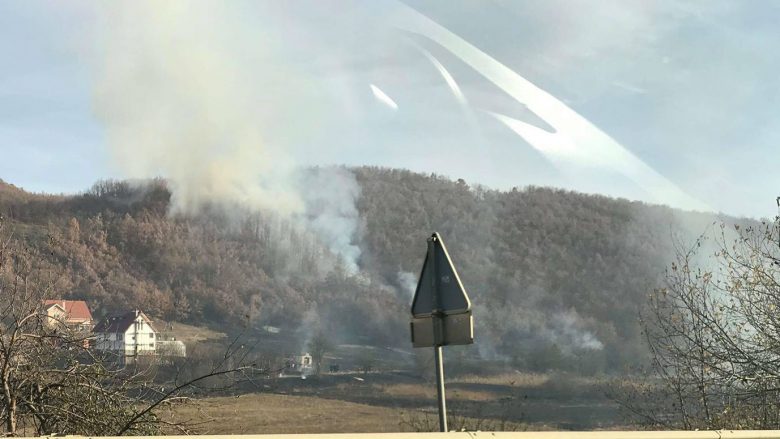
[622,213,780,429]
[0,168,741,375]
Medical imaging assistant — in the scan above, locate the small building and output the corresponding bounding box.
[43,300,93,331]
[285,353,313,373]
[156,331,187,358]
[92,310,158,358]
[156,339,186,357]
[262,325,280,334]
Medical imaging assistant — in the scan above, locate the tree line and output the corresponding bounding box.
[0,170,743,375]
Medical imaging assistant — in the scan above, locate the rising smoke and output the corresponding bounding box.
[94,3,302,215]
[297,167,364,273]
[89,1,700,362]
[93,2,365,271]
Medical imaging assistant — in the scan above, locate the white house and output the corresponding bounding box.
[92,310,158,358]
[285,353,313,373]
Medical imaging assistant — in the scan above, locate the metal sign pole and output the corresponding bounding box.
[434,344,447,432]
[429,235,448,433]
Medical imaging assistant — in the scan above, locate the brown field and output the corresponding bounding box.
[157,320,226,343]
[449,372,550,387]
[170,371,625,434]
[377,383,497,402]
[171,392,531,434]
[172,393,408,434]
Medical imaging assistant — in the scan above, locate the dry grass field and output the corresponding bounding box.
[171,392,532,434]
[156,320,226,343]
[169,371,624,434]
[171,393,409,434]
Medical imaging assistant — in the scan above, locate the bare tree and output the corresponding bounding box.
[308,331,331,375]
[630,207,780,429]
[0,218,256,436]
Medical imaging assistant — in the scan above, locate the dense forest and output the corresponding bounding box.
[0,167,741,374]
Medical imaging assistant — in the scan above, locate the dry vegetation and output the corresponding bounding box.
[157,320,226,344]
[166,371,627,433]
[0,171,737,375]
[171,392,534,434]
[377,383,496,402]
[449,372,550,387]
[171,393,409,434]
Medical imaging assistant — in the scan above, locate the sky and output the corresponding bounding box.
[0,0,778,219]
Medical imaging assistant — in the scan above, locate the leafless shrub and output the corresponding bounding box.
[624,208,780,429]
[0,218,257,436]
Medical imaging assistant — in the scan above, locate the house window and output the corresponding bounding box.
[149,343,154,348]
[150,333,154,338]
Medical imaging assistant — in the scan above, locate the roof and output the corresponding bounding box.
[43,300,93,322]
[93,310,156,334]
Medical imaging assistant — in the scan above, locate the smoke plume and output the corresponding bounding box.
[397,271,418,299]
[94,3,307,215]
[298,167,363,273]
[93,2,365,270]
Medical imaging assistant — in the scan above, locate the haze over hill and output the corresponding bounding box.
[4,1,780,433]
[0,167,746,374]
[2,2,779,218]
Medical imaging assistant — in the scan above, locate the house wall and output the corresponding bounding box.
[94,314,157,356]
[122,316,156,356]
[45,304,93,332]
[94,332,124,351]
[45,305,66,328]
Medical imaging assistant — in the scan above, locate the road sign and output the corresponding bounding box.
[411,232,471,318]
[408,232,475,433]
[410,313,473,348]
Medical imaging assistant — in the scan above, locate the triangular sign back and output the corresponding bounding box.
[411,233,471,317]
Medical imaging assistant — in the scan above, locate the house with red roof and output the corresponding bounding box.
[43,300,93,331]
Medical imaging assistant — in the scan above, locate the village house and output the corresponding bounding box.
[92,310,158,358]
[43,300,93,331]
[285,352,313,374]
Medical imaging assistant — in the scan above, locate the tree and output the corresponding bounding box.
[308,330,332,375]
[356,348,377,375]
[632,209,780,429]
[0,218,254,436]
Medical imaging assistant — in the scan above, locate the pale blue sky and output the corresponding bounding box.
[1,1,778,218]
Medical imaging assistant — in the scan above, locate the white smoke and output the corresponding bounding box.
[544,310,604,352]
[93,2,304,216]
[397,270,418,299]
[298,308,322,353]
[298,167,364,273]
[92,3,365,271]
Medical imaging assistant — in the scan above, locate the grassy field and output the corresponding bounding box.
[156,320,226,343]
[172,393,409,434]
[170,371,625,434]
[172,392,532,434]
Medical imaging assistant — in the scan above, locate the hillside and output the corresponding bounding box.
[0,168,736,373]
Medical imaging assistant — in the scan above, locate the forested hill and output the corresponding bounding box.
[0,170,734,373]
